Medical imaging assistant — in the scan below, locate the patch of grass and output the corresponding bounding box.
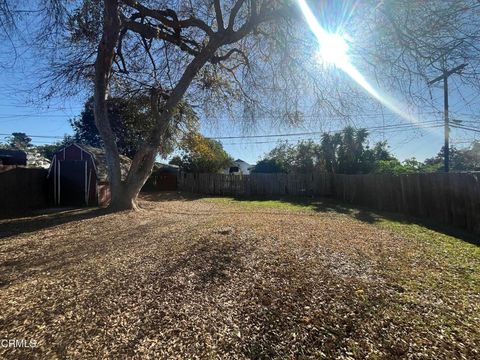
[378,219,480,289]
[380,219,480,258]
[203,196,320,212]
[206,195,480,291]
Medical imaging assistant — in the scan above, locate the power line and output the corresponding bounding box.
[221,124,444,145]
[0,124,449,148]
[0,111,442,120]
[229,111,442,121]
[0,104,83,109]
[210,120,442,140]
[0,133,67,139]
[451,124,480,133]
[0,114,74,119]
[0,120,442,143]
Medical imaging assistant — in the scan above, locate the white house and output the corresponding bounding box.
[224,159,253,175]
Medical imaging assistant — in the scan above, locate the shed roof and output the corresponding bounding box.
[0,149,27,165]
[76,144,132,181]
[52,144,132,182]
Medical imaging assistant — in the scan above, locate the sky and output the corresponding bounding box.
[1,2,479,165]
[1,62,478,165]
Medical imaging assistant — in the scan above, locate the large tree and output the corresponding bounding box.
[2,0,322,210]
[3,132,32,150]
[78,0,305,210]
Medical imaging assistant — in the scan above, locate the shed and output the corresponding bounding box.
[0,149,27,166]
[144,162,179,191]
[47,144,131,206]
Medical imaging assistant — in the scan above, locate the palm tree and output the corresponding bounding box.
[320,133,341,173]
[338,127,369,174]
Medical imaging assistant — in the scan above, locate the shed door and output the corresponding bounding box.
[59,160,87,206]
[155,173,177,191]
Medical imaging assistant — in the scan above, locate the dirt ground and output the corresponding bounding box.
[1,192,479,359]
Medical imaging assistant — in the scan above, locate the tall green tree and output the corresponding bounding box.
[320,133,342,173]
[251,158,287,173]
[253,141,321,174]
[362,141,395,173]
[3,132,33,150]
[336,127,369,174]
[170,133,233,173]
[255,127,397,174]
[424,143,480,172]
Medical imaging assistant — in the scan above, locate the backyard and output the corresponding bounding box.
[0,193,479,359]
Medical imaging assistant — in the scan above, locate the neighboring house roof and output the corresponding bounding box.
[26,151,51,169]
[152,162,179,173]
[234,159,250,166]
[75,144,132,182]
[0,149,27,165]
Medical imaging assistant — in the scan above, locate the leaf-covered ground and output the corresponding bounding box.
[0,192,479,359]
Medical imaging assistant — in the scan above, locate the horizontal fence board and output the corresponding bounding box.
[178,172,480,234]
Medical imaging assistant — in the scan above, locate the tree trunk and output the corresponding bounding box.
[106,40,221,210]
[93,0,124,208]
[107,183,142,211]
[109,146,157,210]
[94,2,221,210]
[92,0,151,211]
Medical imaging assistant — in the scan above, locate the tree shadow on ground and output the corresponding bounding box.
[0,191,194,240]
[0,207,110,239]
[141,190,202,202]
[157,235,247,290]
[144,191,479,247]
[227,194,480,247]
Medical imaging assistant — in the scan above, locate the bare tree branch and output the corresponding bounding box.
[228,0,247,30]
[213,0,224,30]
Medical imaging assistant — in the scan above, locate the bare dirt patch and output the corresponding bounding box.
[1,193,479,359]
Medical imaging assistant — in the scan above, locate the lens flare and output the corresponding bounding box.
[316,32,349,67]
[297,0,423,126]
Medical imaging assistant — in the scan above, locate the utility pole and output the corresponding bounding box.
[428,63,467,172]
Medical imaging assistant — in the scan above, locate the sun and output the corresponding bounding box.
[316,32,350,68]
[296,0,350,68]
[297,0,424,130]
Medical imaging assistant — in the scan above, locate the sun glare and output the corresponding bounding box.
[316,32,349,67]
[297,0,424,127]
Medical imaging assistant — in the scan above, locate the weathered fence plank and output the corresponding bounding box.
[0,167,49,214]
[178,172,480,234]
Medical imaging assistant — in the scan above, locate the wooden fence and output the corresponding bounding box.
[178,173,332,197]
[178,172,480,234]
[0,167,49,215]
